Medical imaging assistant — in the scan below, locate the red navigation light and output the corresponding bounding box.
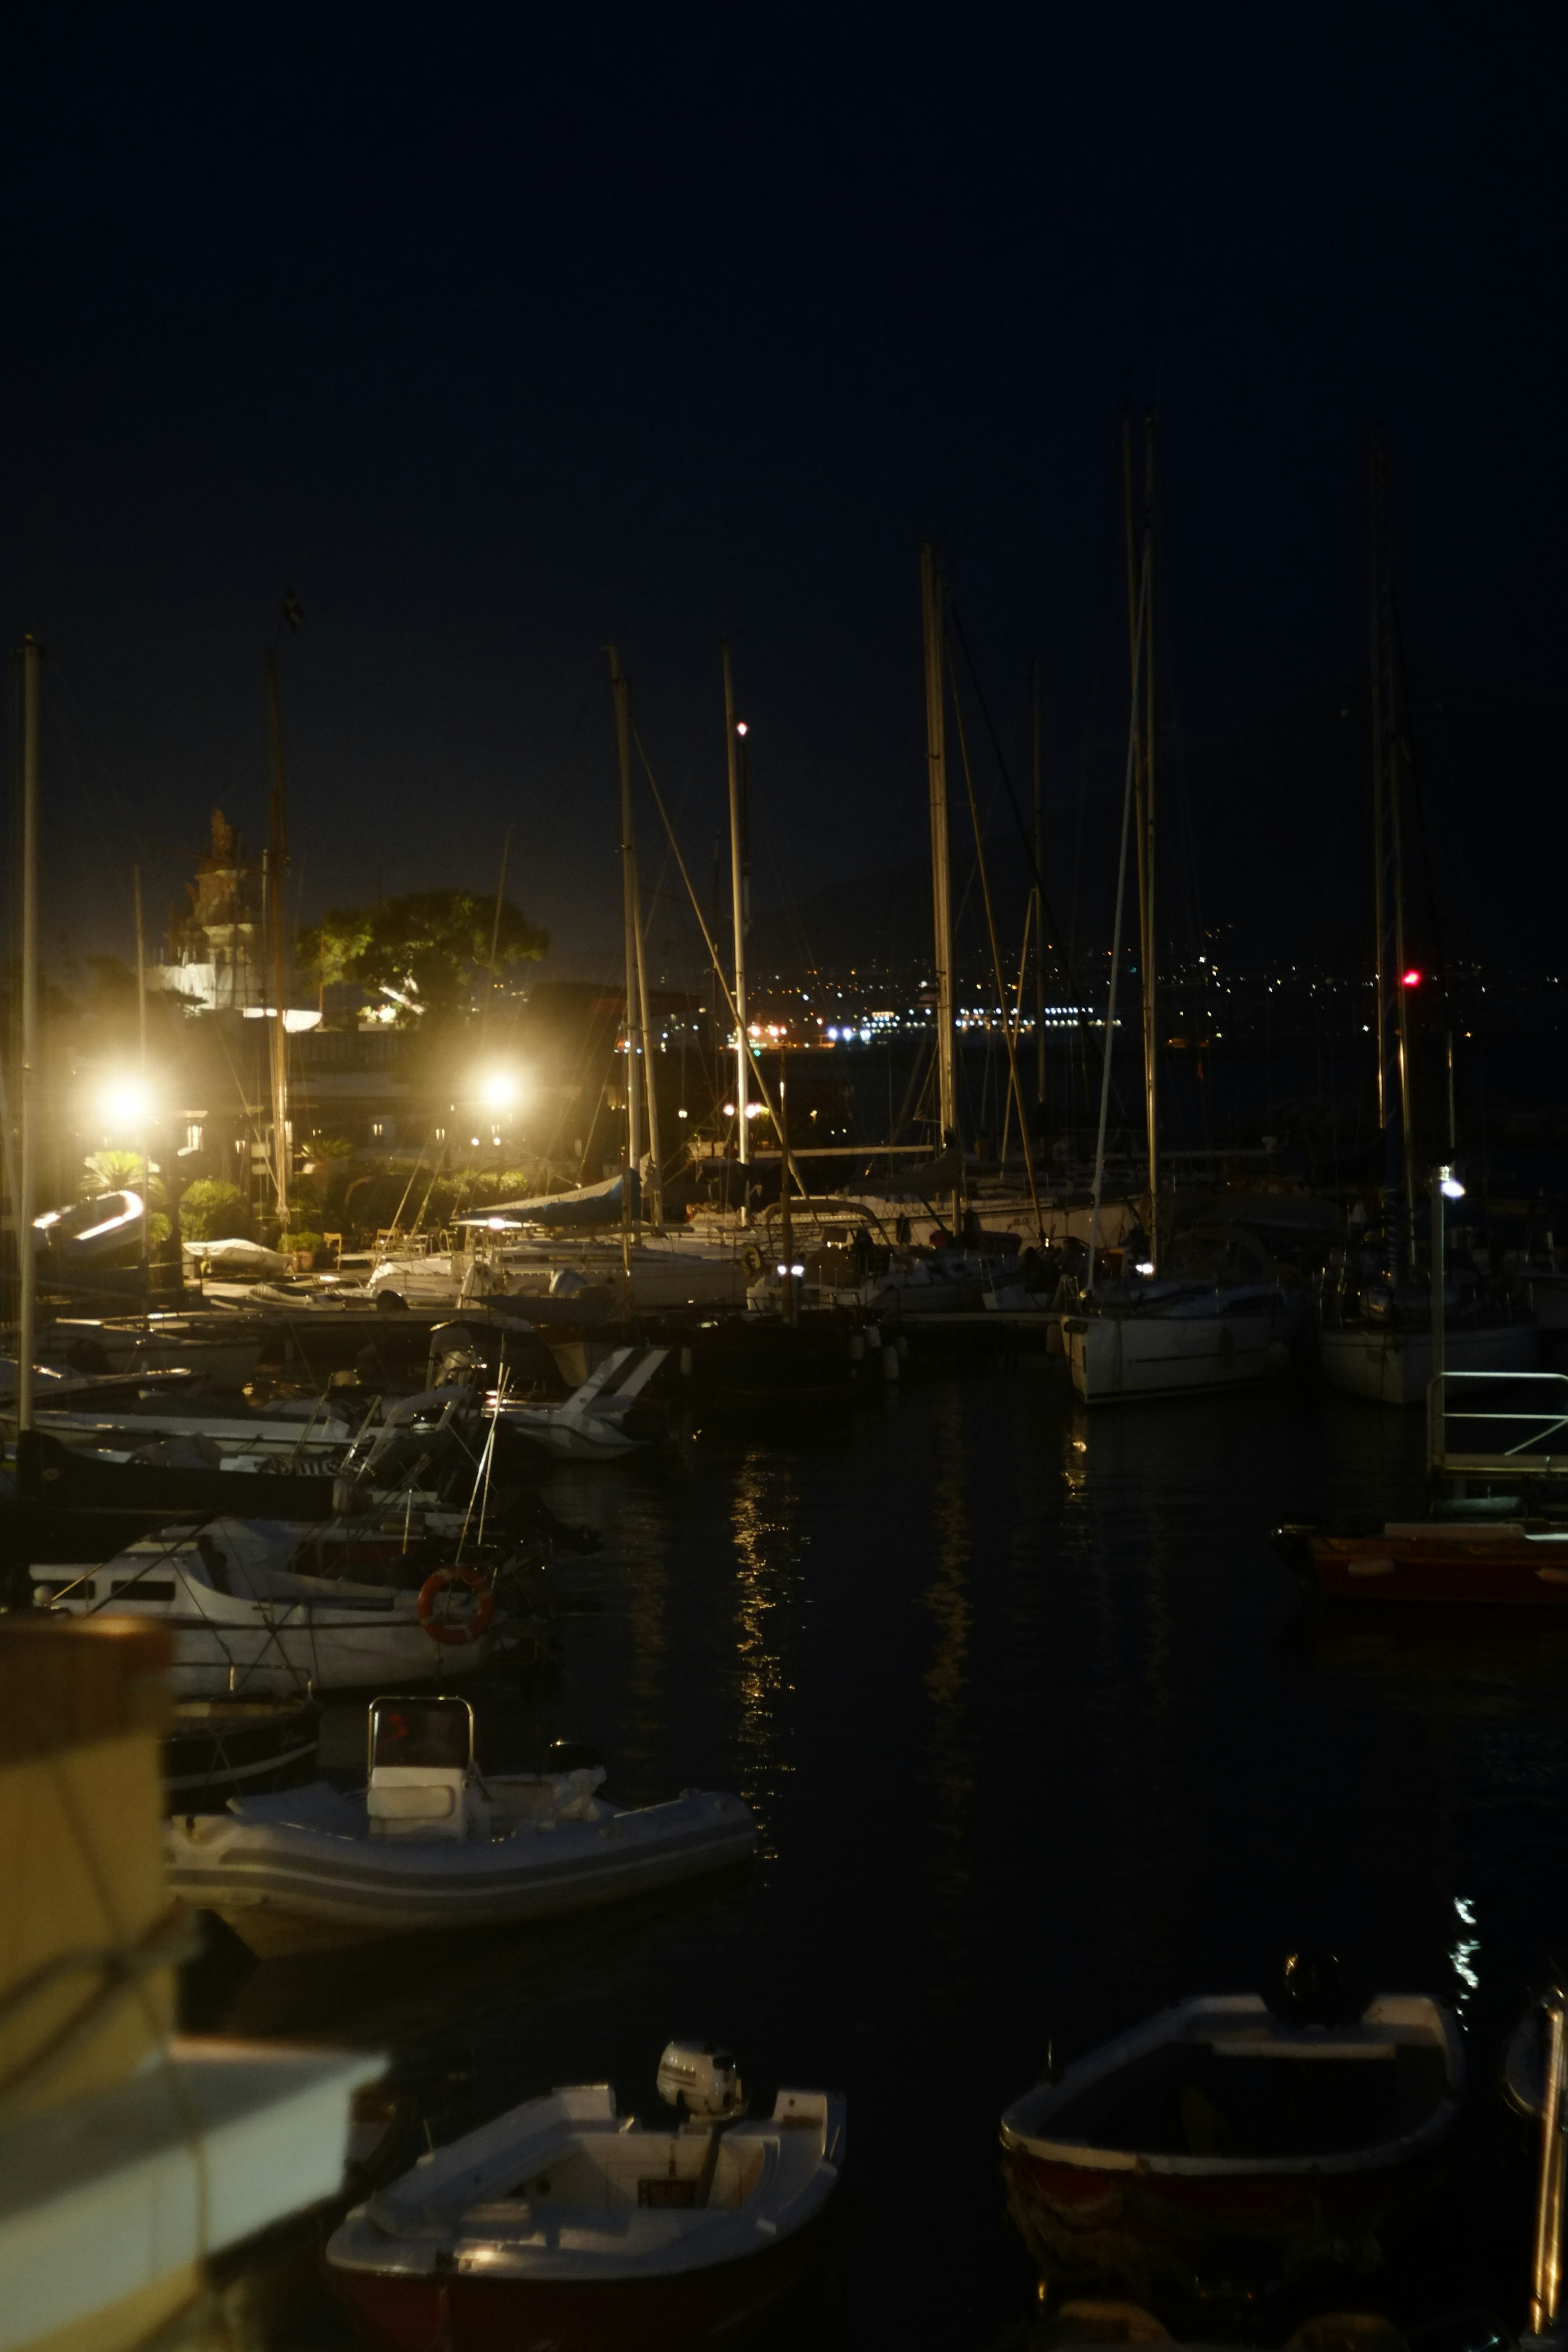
[1401,969,1422,987]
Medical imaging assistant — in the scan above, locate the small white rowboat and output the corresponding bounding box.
[1001,1981,1462,2303]
[166,1695,756,1955]
[326,2042,844,2352]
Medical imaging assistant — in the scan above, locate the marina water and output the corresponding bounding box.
[188,1361,1568,2344]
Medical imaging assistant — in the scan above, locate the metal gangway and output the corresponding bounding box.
[1428,1368,1568,1482]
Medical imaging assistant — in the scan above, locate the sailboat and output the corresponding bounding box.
[1317,434,1536,1406]
[1066,420,1310,1403]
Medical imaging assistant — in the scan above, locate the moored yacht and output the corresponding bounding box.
[1067,1273,1311,1402]
[31,1516,508,1696]
[1318,1278,1538,1405]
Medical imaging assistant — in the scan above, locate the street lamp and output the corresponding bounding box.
[477,1072,523,1113]
[1429,1163,1466,1454]
[98,1076,156,1136]
[94,1074,159,1312]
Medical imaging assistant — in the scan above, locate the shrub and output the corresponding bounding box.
[84,1148,148,1195]
[180,1180,253,1242]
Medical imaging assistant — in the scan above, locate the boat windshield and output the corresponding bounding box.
[370,1697,473,1772]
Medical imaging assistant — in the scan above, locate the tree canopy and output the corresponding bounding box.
[297,890,548,1024]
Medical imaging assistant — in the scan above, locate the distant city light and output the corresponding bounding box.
[1401,969,1422,987]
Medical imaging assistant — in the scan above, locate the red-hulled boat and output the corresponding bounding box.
[1000,1974,1461,2306]
[1273,1517,1568,1605]
[327,2044,844,2352]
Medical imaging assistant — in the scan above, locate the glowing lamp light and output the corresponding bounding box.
[735,721,749,737]
[1135,1260,1155,1275]
[1439,1173,1466,1200]
[98,1077,155,1133]
[1401,969,1422,988]
[722,1102,736,1117]
[479,1071,521,1111]
[744,1103,764,1119]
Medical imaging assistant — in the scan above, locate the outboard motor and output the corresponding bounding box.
[656,2041,744,2119]
[1278,1948,1353,2027]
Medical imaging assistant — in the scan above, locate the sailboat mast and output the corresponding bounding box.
[1140,416,1159,1270]
[16,637,41,1447]
[1032,657,1046,1113]
[633,847,664,1232]
[134,866,150,1312]
[1368,432,1415,1270]
[608,647,644,1222]
[722,643,751,1214]
[265,653,291,1234]
[921,544,958,1216]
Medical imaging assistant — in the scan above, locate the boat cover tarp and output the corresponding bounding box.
[461,1169,636,1228]
[871,1147,964,1200]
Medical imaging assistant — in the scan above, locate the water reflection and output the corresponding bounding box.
[728,1447,805,1833]
[189,1365,1568,2348]
[919,1384,975,2016]
[607,1488,673,1793]
[1452,1893,1481,2012]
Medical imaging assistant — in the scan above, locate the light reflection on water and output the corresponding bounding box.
[192,1364,1568,2346]
[728,1447,805,1836]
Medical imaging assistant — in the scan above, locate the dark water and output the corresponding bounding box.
[196,1362,1568,2346]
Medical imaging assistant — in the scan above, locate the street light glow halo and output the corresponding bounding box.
[98,1075,156,1134]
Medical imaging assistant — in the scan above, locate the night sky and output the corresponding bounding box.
[6,4,1564,984]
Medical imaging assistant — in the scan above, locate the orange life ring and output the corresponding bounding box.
[416,1564,496,1646]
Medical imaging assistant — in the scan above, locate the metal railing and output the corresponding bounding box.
[1428,1369,1568,1479]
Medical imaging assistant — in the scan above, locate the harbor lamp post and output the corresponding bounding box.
[98,1074,159,1312]
[1429,1162,1465,1463]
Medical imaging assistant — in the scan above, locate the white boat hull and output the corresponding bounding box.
[1319,1319,1540,1406]
[325,2078,843,2347]
[504,1411,646,1459]
[1067,1295,1308,1402]
[167,1786,757,1952]
[33,1539,493,1699]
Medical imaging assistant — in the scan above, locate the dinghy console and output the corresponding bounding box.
[366,1695,486,1842]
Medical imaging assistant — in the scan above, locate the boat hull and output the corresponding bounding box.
[1318,1320,1539,1406]
[331,2226,820,2352]
[167,1792,757,1954]
[34,1573,494,1698]
[1001,2138,1448,2303]
[1284,1525,1568,1606]
[1067,1299,1307,1402]
[165,1699,320,1804]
